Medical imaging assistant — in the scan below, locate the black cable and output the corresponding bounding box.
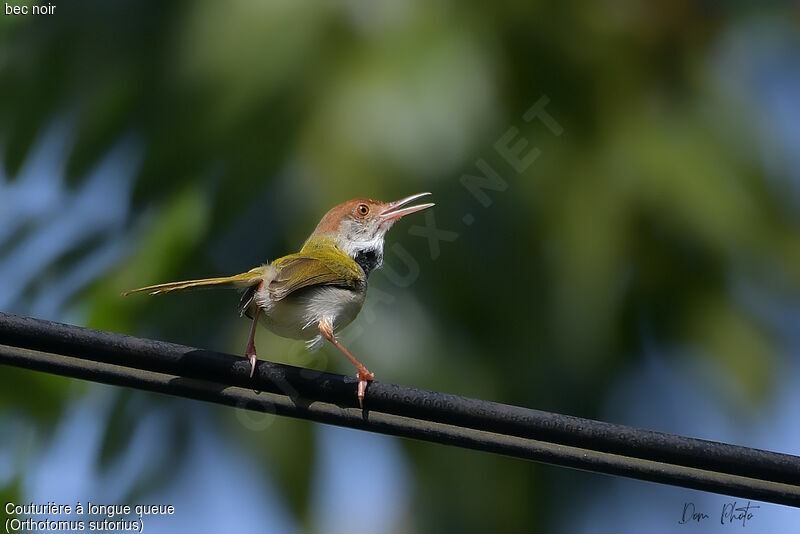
[0,312,798,507]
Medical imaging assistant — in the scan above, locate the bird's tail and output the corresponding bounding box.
[122,266,265,296]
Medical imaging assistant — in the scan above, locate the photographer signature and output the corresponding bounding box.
[679,501,759,527]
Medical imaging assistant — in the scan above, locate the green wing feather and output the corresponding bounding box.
[268,238,363,301]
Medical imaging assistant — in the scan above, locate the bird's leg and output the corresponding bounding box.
[318,318,374,407]
[245,308,260,378]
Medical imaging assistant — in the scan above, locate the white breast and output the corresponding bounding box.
[256,285,366,349]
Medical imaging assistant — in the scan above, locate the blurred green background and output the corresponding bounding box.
[1,1,800,532]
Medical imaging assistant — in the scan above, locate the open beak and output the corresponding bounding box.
[380,192,435,224]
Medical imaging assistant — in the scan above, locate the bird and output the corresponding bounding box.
[123,192,434,406]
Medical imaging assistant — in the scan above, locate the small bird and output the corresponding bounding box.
[123,193,434,406]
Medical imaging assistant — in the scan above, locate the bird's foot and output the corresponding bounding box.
[245,346,257,378]
[356,368,375,408]
[245,307,260,378]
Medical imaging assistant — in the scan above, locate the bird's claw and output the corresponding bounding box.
[356,369,375,408]
[246,350,257,378]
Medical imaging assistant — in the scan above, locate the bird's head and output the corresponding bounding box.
[308,192,434,275]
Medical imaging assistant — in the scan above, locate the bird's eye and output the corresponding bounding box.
[357,204,370,216]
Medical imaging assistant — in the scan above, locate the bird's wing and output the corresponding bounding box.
[268,249,362,302]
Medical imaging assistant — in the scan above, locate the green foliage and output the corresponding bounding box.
[0,366,74,423]
[84,187,211,334]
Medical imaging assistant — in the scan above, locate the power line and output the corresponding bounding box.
[0,312,798,507]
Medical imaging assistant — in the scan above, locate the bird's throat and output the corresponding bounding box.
[353,247,383,277]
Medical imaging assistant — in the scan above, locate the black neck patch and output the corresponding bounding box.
[353,248,382,277]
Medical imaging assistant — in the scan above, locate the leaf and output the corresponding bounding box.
[685,296,775,404]
[83,187,211,334]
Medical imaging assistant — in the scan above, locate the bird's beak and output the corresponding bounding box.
[380,192,435,224]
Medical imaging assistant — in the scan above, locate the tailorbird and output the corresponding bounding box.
[123,192,434,406]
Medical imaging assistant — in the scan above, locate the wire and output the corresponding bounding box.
[1,311,798,507]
